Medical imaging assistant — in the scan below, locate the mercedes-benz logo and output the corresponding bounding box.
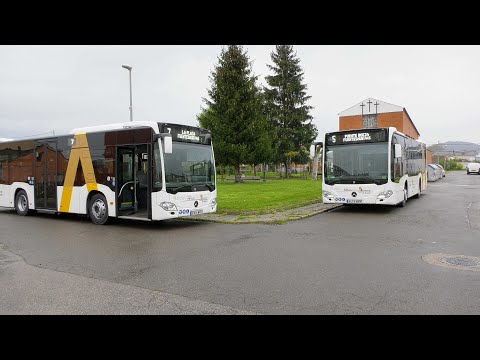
[194,201,199,207]
[352,192,357,197]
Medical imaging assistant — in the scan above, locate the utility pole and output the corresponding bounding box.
[122,64,133,122]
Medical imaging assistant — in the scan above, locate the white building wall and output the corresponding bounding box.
[339,98,404,117]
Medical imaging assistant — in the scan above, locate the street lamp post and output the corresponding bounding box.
[122,64,133,122]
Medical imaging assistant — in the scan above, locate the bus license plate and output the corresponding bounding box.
[190,209,203,215]
[346,199,362,204]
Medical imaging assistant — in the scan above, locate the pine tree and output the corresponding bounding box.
[264,45,318,178]
[199,45,272,183]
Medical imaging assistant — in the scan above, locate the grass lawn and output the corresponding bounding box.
[216,179,323,215]
[217,171,312,180]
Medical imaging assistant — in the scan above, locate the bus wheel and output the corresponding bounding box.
[398,186,408,207]
[89,193,109,225]
[415,181,421,199]
[15,190,30,216]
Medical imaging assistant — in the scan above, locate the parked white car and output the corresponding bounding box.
[466,162,480,175]
[427,164,442,182]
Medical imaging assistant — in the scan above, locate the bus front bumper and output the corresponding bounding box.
[322,188,399,205]
[152,190,217,220]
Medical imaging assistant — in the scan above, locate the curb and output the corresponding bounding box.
[181,204,343,225]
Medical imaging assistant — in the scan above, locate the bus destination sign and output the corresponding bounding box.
[160,123,211,145]
[326,129,388,146]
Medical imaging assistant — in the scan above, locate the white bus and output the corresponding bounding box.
[322,127,427,207]
[0,121,216,224]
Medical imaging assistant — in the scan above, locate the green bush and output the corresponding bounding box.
[445,159,460,171]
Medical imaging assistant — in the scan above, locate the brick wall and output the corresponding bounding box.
[402,111,420,139]
[377,112,404,133]
[338,115,362,131]
[426,149,433,164]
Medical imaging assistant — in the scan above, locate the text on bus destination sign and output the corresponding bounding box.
[327,129,387,145]
[176,130,199,142]
[342,133,371,142]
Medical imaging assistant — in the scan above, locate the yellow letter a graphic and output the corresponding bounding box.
[59,133,98,213]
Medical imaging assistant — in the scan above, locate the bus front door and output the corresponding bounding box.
[117,147,136,215]
[34,140,57,210]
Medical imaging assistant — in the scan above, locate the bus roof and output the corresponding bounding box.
[0,122,161,144]
[0,121,211,144]
[70,121,160,135]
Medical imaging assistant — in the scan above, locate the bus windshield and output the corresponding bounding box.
[163,142,215,194]
[325,143,389,185]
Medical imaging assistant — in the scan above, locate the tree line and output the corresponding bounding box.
[197,45,318,183]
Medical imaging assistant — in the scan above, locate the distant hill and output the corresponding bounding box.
[428,141,480,155]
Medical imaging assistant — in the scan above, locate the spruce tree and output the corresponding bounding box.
[264,45,318,178]
[199,45,271,183]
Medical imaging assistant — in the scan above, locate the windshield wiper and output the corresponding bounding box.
[326,178,341,185]
[167,183,192,194]
[326,176,382,185]
[353,176,382,185]
[194,182,215,191]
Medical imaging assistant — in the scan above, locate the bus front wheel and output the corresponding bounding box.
[89,193,109,225]
[398,186,408,207]
[15,190,31,216]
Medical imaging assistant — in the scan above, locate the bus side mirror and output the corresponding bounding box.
[161,133,172,154]
[394,144,402,158]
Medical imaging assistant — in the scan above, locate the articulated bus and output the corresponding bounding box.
[322,127,427,207]
[0,121,216,224]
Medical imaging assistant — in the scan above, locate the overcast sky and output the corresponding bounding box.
[1,45,479,145]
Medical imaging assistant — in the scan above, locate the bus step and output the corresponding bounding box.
[36,209,57,214]
[117,216,151,222]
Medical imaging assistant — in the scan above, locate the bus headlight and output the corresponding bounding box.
[211,197,216,206]
[377,190,393,199]
[322,191,334,201]
[160,202,177,211]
